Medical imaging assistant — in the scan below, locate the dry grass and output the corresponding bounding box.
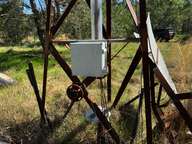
[0,44,140,143]
[157,38,192,143]
[0,39,192,143]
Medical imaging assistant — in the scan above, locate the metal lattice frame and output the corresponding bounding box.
[27,0,192,143]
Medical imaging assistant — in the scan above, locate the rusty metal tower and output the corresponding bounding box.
[27,0,192,143]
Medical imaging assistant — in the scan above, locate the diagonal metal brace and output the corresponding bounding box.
[155,68,192,132]
[51,0,78,36]
[112,46,142,108]
[49,43,121,143]
[49,43,81,83]
[176,92,192,100]
[26,62,47,123]
[126,0,139,27]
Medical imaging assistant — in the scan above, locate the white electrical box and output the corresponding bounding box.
[71,42,108,77]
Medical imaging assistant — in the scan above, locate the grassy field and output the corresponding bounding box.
[0,37,192,143]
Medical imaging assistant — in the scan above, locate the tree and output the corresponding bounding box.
[181,0,192,34]
[29,0,192,42]
[0,0,31,44]
[111,0,135,38]
[29,0,46,46]
[60,0,91,39]
[60,0,135,39]
[147,0,187,32]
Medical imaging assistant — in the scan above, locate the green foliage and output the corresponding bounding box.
[59,0,135,39]
[60,0,91,39]
[147,0,192,33]
[53,0,192,38]
[0,0,192,44]
[0,40,192,143]
[181,0,192,33]
[0,0,32,44]
[111,0,135,37]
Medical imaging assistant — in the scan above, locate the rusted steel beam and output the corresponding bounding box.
[83,45,141,91]
[82,77,96,87]
[124,93,140,107]
[51,0,77,36]
[106,0,112,102]
[111,47,142,108]
[42,0,52,118]
[45,0,52,37]
[150,64,176,144]
[97,123,105,144]
[26,63,46,123]
[126,0,139,27]
[82,89,121,143]
[52,38,136,44]
[155,68,192,132]
[159,100,171,108]
[49,43,120,142]
[130,91,143,144]
[176,92,192,100]
[49,43,81,83]
[139,0,153,143]
[62,101,74,120]
[150,62,164,129]
[157,84,163,106]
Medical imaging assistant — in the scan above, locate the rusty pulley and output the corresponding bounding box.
[66,83,84,102]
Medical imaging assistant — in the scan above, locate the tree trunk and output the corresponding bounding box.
[29,0,45,48]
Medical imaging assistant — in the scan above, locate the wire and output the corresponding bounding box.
[139,67,144,144]
[97,77,110,142]
[99,78,108,113]
[111,41,129,60]
[140,103,144,144]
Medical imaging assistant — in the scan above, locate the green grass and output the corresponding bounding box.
[0,39,192,143]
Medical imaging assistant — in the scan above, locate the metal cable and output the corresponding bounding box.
[140,68,144,144]
[97,78,111,142]
[111,41,130,60]
[62,101,74,120]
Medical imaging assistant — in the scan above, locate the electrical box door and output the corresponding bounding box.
[71,42,108,77]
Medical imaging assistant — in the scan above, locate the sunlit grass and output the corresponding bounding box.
[0,39,192,143]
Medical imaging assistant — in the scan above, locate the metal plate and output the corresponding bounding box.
[146,14,177,94]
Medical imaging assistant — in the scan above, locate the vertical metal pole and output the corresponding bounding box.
[150,63,176,144]
[106,0,112,102]
[42,0,52,122]
[150,62,164,129]
[139,0,153,143]
[157,84,163,106]
[97,123,105,144]
[91,0,96,39]
[91,0,103,40]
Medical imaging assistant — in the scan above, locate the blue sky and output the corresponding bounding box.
[22,0,139,14]
[23,0,45,14]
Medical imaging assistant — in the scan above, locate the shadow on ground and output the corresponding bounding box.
[3,115,90,144]
[0,48,70,72]
[1,102,140,144]
[117,103,138,141]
